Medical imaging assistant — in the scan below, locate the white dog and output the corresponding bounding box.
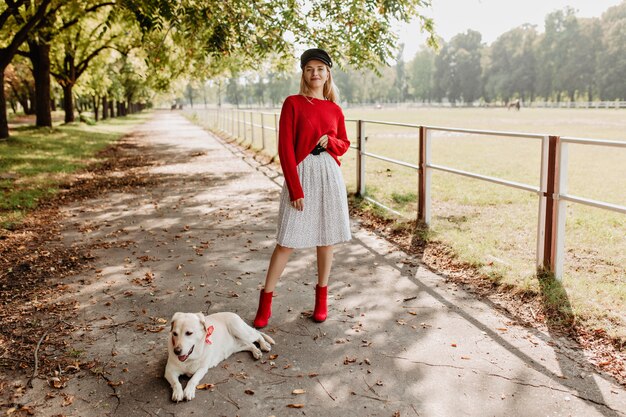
[165,311,275,402]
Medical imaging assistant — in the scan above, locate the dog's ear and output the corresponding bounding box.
[195,313,206,330]
[170,312,183,331]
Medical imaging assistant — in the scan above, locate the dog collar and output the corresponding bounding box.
[205,325,214,344]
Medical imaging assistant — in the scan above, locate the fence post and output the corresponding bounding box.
[274,113,279,159]
[356,120,365,197]
[243,111,248,143]
[250,111,254,147]
[261,113,266,150]
[235,110,239,139]
[418,126,431,225]
[553,140,568,279]
[542,135,567,279]
[536,135,550,269]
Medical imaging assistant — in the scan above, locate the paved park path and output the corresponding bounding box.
[20,111,625,416]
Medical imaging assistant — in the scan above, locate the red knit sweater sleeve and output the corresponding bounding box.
[278,97,304,201]
[326,109,350,158]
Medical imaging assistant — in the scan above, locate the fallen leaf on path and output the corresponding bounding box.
[48,377,67,389]
[292,389,305,395]
[244,389,255,395]
[196,383,215,390]
[286,404,304,408]
[62,394,74,406]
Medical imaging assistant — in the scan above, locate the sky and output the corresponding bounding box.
[397,0,624,60]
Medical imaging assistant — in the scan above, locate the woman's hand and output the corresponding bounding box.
[291,198,304,211]
[317,134,328,148]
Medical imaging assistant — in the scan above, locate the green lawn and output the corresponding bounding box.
[189,106,626,340]
[0,113,151,230]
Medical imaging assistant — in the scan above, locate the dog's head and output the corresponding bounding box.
[169,312,207,362]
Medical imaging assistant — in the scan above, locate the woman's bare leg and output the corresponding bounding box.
[316,245,334,287]
[262,244,293,292]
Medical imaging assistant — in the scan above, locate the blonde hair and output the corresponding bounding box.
[299,66,339,103]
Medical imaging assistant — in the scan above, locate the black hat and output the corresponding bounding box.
[300,48,332,69]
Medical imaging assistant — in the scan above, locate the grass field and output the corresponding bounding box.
[0,113,151,231]
[190,106,626,340]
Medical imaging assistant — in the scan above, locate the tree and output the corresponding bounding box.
[484,24,538,103]
[332,66,359,104]
[391,44,408,102]
[4,57,35,114]
[125,0,436,73]
[536,7,581,102]
[225,75,241,107]
[20,1,118,128]
[598,1,626,100]
[408,47,435,102]
[80,51,113,120]
[0,0,53,138]
[266,72,296,107]
[434,30,483,105]
[576,18,602,101]
[50,5,126,122]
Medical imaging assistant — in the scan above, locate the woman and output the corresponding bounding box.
[253,48,351,328]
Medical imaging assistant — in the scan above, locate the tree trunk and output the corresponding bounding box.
[63,84,75,123]
[102,95,108,119]
[93,95,99,121]
[13,86,30,114]
[111,100,116,117]
[28,41,52,127]
[0,69,9,139]
[26,87,36,115]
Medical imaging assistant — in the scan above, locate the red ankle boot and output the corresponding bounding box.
[253,289,273,328]
[313,285,328,322]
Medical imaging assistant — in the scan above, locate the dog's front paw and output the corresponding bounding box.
[259,339,272,352]
[251,346,262,360]
[183,385,196,401]
[172,386,185,402]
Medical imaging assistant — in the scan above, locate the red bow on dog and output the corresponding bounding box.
[205,325,214,344]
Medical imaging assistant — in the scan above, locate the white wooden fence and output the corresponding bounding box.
[187,108,625,279]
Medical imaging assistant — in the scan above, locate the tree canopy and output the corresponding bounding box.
[1,0,436,138]
[212,1,626,107]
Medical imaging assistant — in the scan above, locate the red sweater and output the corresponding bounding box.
[278,95,350,201]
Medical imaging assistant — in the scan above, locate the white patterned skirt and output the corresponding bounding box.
[277,152,351,249]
